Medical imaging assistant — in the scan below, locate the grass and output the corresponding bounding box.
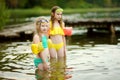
[5,7,120,26]
[9,8,50,18]
[9,7,120,18]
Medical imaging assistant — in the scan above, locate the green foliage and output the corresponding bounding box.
[5,0,120,9]
[18,0,28,8]
[0,0,10,30]
[9,8,50,18]
[39,0,57,8]
[8,7,120,18]
[57,0,68,8]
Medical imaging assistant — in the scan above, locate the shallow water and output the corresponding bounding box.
[0,29,120,80]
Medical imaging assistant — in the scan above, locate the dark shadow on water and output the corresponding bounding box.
[66,31,119,46]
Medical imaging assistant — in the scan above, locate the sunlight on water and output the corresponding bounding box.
[66,43,120,80]
[0,31,120,80]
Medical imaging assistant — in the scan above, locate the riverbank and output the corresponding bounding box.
[1,17,120,42]
[0,22,34,42]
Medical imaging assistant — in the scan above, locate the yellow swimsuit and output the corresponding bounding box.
[49,22,64,51]
[49,27,64,35]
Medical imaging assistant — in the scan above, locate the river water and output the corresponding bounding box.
[0,29,120,80]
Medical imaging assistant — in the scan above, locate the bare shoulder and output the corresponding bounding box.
[33,34,39,39]
[33,34,40,43]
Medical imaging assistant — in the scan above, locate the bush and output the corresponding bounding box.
[0,0,10,30]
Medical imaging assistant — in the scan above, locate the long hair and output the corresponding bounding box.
[50,6,63,29]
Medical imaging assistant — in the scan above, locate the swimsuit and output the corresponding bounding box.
[34,57,48,67]
[49,26,64,35]
[49,21,64,35]
[48,41,64,51]
[53,42,64,51]
[34,58,43,67]
[49,22,64,50]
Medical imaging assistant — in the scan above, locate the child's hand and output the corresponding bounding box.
[43,63,49,71]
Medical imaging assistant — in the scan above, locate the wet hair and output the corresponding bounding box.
[50,6,63,29]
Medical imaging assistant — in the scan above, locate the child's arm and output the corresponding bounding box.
[62,22,67,56]
[40,50,49,71]
[31,34,41,54]
[33,34,40,44]
[33,34,49,70]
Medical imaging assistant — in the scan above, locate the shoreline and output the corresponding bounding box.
[0,22,34,42]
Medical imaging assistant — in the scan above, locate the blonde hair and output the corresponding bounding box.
[35,17,48,34]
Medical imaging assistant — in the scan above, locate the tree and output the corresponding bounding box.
[40,0,57,8]
[6,0,18,8]
[104,0,112,7]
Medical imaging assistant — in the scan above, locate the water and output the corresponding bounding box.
[0,29,120,80]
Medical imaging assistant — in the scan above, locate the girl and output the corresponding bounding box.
[31,17,50,71]
[49,6,66,59]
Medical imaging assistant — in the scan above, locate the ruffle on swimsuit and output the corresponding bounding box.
[49,26,64,35]
[48,21,64,35]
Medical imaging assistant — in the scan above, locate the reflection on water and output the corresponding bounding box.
[0,30,120,80]
[68,30,118,45]
[35,69,49,80]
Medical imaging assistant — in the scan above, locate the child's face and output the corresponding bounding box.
[54,11,62,20]
[40,22,49,33]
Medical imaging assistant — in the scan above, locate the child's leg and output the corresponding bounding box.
[48,39,57,58]
[39,48,50,71]
[38,63,44,70]
[49,48,57,58]
[57,46,64,58]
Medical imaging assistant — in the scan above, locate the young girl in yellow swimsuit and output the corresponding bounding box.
[49,6,66,59]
